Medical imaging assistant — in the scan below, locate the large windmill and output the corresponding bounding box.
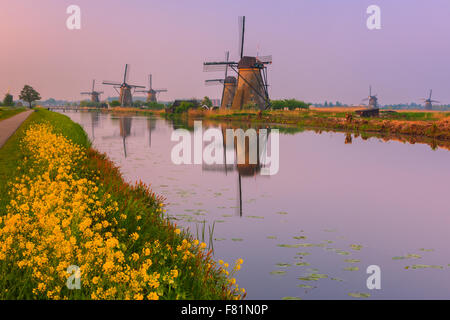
[80,80,103,103]
[136,74,168,103]
[102,64,145,107]
[362,86,379,109]
[204,16,272,110]
[205,51,237,109]
[420,90,439,111]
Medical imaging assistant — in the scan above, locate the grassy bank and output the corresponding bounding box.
[189,108,450,143]
[0,108,244,300]
[0,107,27,120]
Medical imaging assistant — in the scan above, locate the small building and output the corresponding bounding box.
[355,108,379,118]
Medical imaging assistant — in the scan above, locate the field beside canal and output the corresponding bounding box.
[0,108,243,300]
[0,107,27,120]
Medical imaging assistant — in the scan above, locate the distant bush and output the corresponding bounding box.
[110,100,121,107]
[145,102,165,110]
[175,101,196,114]
[3,93,14,106]
[271,99,309,110]
[80,100,106,108]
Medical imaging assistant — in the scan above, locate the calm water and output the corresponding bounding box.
[63,111,450,300]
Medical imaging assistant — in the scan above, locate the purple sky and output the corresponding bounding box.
[2,0,450,104]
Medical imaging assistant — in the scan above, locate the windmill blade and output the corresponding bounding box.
[205,79,224,86]
[135,90,148,93]
[431,100,440,103]
[103,81,122,86]
[92,80,95,92]
[154,89,168,93]
[203,63,229,72]
[361,98,369,102]
[97,91,104,94]
[429,89,433,100]
[129,84,146,89]
[224,51,230,78]
[124,64,129,83]
[257,55,273,64]
[80,92,92,95]
[149,74,152,90]
[238,16,246,59]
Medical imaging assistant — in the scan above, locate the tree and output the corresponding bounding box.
[201,96,213,108]
[110,100,121,107]
[19,85,41,108]
[3,93,14,106]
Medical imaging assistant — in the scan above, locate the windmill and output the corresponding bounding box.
[136,74,168,103]
[80,80,103,103]
[362,86,379,109]
[102,64,145,107]
[205,51,237,109]
[204,16,272,110]
[420,90,439,111]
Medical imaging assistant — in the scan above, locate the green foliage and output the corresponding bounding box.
[80,100,107,108]
[145,102,165,110]
[174,101,196,114]
[3,93,14,106]
[271,99,309,110]
[201,96,212,108]
[19,85,41,108]
[110,100,121,107]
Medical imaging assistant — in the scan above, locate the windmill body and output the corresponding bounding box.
[136,74,168,103]
[421,90,439,111]
[203,16,272,111]
[80,80,103,103]
[362,86,379,109]
[102,64,145,107]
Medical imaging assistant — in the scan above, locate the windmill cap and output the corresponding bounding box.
[238,56,262,69]
[224,76,237,84]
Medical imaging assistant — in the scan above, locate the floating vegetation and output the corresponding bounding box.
[295,262,310,267]
[276,263,292,267]
[297,284,314,289]
[344,266,359,271]
[344,259,360,263]
[296,252,311,257]
[392,254,421,260]
[159,184,169,187]
[293,236,307,240]
[350,244,363,251]
[276,211,288,215]
[277,244,302,248]
[246,215,264,219]
[282,296,301,300]
[231,238,243,242]
[419,248,434,252]
[270,270,286,275]
[323,229,337,232]
[214,192,222,197]
[267,236,277,240]
[407,265,443,270]
[327,248,350,255]
[348,293,370,298]
[298,273,328,281]
[214,238,226,241]
[221,214,233,217]
[331,277,344,282]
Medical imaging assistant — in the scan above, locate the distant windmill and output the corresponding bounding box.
[420,90,439,111]
[204,16,272,110]
[102,64,145,107]
[362,86,379,109]
[135,74,168,103]
[205,51,237,109]
[81,80,103,103]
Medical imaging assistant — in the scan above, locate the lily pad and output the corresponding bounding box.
[298,273,328,281]
[293,236,307,240]
[246,215,264,219]
[276,263,291,267]
[270,270,286,275]
[297,284,314,289]
[350,244,362,251]
[344,266,359,271]
[410,264,443,270]
[295,262,310,267]
[282,297,301,300]
[267,236,277,239]
[231,238,243,242]
[348,292,370,298]
[344,259,360,263]
[276,211,288,215]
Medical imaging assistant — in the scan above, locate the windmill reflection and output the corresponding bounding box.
[147,118,156,148]
[119,116,132,157]
[202,123,271,217]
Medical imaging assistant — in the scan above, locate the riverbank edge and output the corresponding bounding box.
[0,108,243,300]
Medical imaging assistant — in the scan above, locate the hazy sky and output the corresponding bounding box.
[1,0,450,105]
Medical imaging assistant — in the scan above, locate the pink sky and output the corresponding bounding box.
[1,0,450,104]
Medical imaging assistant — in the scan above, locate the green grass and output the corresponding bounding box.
[0,107,27,120]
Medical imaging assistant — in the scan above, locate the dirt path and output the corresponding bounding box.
[0,109,34,148]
